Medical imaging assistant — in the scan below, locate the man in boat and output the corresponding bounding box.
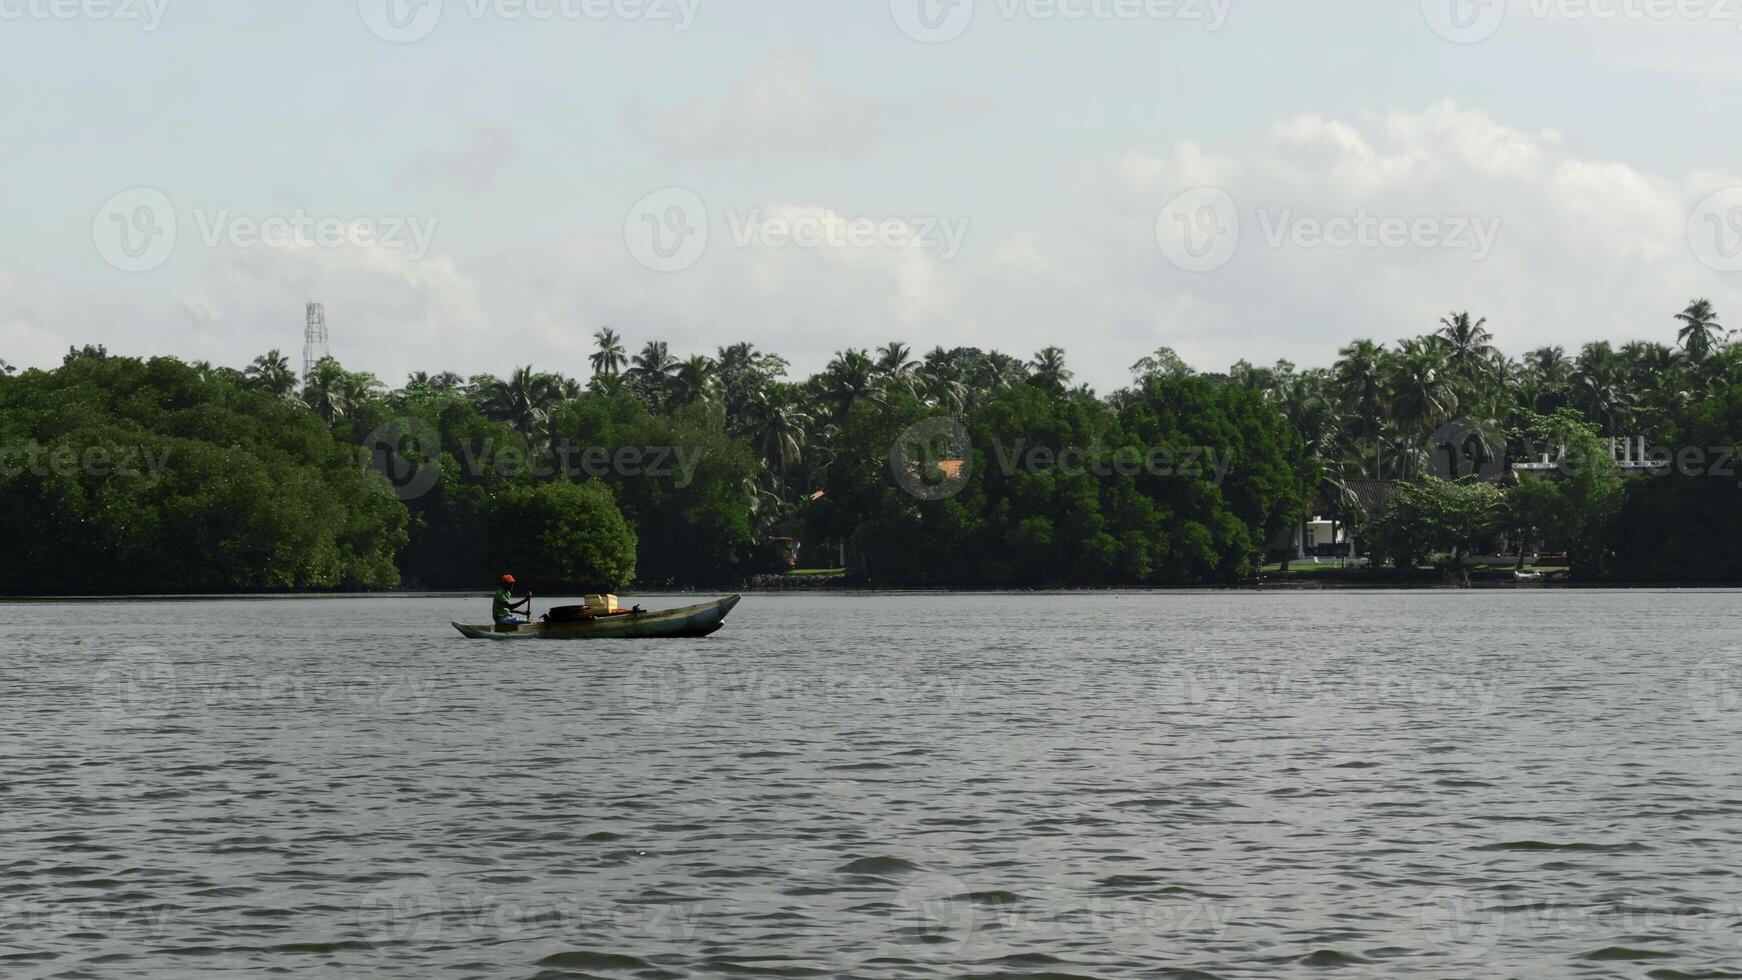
[493,574,532,626]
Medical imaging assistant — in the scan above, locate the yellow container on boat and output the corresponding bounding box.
[584,594,619,614]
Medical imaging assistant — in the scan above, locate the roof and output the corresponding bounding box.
[1341,478,1404,510]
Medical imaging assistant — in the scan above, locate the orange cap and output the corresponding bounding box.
[500,574,516,586]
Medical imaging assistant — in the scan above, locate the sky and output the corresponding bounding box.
[4,0,1742,392]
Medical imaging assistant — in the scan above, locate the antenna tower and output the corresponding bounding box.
[303,302,329,379]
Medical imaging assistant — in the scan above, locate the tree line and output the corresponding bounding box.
[1,299,1739,593]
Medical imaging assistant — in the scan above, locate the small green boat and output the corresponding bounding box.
[452,595,741,641]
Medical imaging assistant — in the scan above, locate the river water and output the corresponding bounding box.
[3,590,1742,978]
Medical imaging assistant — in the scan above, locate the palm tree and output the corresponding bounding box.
[1676,299,1726,364]
[1570,342,1635,435]
[1333,339,1389,478]
[1524,346,1571,384]
[245,350,300,399]
[982,351,1030,392]
[668,355,718,409]
[749,392,811,498]
[1437,311,1500,392]
[553,374,585,401]
[479,366,561,442]
[303,357,354,425]
[715,342,788,427]
[626,341,680,407]
[591,328,628,377]
[820,349,880,420]
[1388,337,1458,477]
[0,358,13,375]
[1029,346,1073,389]
[874,342,921,396]
[917,347,970,415]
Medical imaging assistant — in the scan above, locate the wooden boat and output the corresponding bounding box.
[452,595,741,641]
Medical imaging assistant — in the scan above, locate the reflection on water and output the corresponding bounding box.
[3,590,1742,978]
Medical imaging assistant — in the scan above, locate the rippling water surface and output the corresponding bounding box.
[5,590,1742,979]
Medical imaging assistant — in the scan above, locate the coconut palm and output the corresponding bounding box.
[713,343,788,427]
[917,346,968,412]
[591,328,628,377]
[626,341,681,407]
[404,371,466,395]
[479,366,561,441]
[819,349,880,420]
[1523,346,1572,385]
[874,342,921,395]
[553,374,585,401]
[982,351,1030,391]
[668,355,718,409]
[1388,338,1459,476]
[1333,339,1389,477]
[1676,298,1726,364]
[748,392,811,498]
[302,358,354,425]
[1437,311,1500,390]
[246,349,301,400]
[1030,346,1073,389]
[1570,342,1635,435]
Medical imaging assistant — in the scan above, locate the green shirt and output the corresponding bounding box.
[493,588,513,620]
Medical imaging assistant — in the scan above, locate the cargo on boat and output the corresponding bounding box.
[452,595,741,640]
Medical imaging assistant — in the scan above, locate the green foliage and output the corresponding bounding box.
[1368,477,1504,573]
[0,356,405,593]
[20,294,1742,593]
[486,481,637,590]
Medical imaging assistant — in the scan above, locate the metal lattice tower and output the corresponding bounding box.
[303,302,329,379]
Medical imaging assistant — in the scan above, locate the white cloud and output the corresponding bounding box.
[9,103,1742,393]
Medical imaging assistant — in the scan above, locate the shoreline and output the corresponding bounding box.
[5,581,1742,601]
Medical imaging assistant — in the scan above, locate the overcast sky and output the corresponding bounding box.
[5,0,1742,391]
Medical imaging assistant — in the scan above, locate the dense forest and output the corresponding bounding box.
[3,300,1742,594]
